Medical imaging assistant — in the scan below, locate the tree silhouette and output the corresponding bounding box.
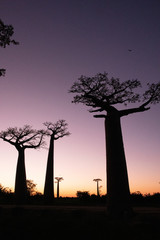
[55,177,64,198]
[0,183,12,196]
[76,191,90,200]
[0,125,46,203]
[26,179,39,196]
[70,72,160,217]
[43,120,70,203]
[93,178,102,196]
[0,19,19,76]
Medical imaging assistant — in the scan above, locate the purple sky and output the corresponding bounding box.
[0,0,160,196]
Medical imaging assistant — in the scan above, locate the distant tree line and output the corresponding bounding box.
[0,184,160,207]
[76,190,160,206]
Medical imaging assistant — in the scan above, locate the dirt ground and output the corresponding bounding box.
[0,205,160,240]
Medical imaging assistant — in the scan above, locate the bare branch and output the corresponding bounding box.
[0,125,46,149]
[0,131,16,146]
[93,114,107,118]
[120,106,150,117]
[142,82,160,107]
[120,82,160,117]
[44,120,70,140]
[70,72,160,116]
[23,131,46,149]
[69,73,142,112]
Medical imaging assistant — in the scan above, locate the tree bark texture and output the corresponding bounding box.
[44,136,54,202]
[105,109,132,217]
[15,148,27,204]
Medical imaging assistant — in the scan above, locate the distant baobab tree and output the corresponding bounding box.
[55,177,64,198]
[93,178,102,196]
[70,72,160,217]
[0,125,46,203]
[43,120,70,202]
[0,19,19,77]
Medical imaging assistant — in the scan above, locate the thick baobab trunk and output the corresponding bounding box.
[105,108,132,217]
[44,135,54,202]
[15,148,27,204]
[97,181,99,196]
[57,181,59,198]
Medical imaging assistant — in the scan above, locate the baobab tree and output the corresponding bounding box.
[43,120,70,202]
[0,125,46,203]
[70,72,160,217]
[0,19,19,76]
[93,178,102,196]
[55,177,64,198]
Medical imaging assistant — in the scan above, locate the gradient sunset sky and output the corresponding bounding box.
[0,0,160,197]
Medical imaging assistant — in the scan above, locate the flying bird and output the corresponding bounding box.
[128,49,133,52]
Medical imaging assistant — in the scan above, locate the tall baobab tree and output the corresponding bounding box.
[0,19,19,77]
[43,120,70,202]
[93,178,102,196]
[70,72,160,217]
[55,177,64,198]
[0,125,46,203]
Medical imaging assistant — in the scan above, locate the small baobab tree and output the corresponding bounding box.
[93,178,102,196]
[0,125,46,203]
[70,72,160,217]
[55,177,64,198]
[43,120,70,202]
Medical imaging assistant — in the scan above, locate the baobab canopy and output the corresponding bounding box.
[69,72,160,117]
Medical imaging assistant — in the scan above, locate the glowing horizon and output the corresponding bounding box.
[0,128,159,198]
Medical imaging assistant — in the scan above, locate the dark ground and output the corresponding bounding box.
[0,205,160,240]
